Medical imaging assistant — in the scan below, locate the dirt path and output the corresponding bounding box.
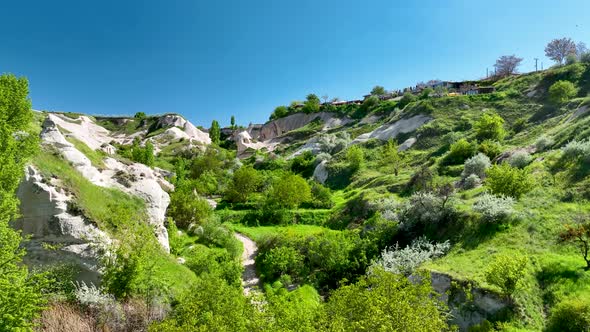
[234,233,260,295]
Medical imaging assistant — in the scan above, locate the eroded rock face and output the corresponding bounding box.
[353,115,432,143]
[15,166,111,285]
[312,160,329,184]
[255,112,352,141]
[429,272,509,331]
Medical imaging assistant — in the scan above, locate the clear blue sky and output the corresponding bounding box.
[1,0,588,127]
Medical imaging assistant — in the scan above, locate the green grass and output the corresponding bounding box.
[227,224,336,242]
[33,149,198,296]
[65,137,106,169]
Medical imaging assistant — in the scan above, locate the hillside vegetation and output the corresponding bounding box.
[3,44,590,331]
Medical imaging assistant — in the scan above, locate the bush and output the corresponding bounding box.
[168,185,213,228]
[486,163,533,199]
[268,173,312,209]
[581,52,590,64]
[225,166,262,203]
[372,237,450,276]
[474,113,506,141]
[507,151,532,169]
[472,193,515,223]
[462,153,491,179]
[318,132,351,154]
[400,192,454,230]
[309,182,334,208]
[398,92,418,109]
[346,145,365,172]
[478,140,503,160]
[463,174,482,189]
[546,298,590,332]
[445,138,477,164]
[260,246,305,281]
[561,139,590,164]
[535,135,554,152]
[549,80,578,104]
[485,253,528,298]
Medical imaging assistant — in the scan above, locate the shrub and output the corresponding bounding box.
[561,139,590,163]
[549,80,578,104]
[485,253,528,298]
[318,132,351,154]
[486,163,533,199]
[581,52,590,64]
[512,118,526,133]
[474,113,506,141]
[309,182,334,208]
[546,298,590,332]
[406,166,435,193]
[345,145,365,172]
[535,135,554,152]
[260,246,305,281]
[168,185,213,228]
[473,193,515,223]
[445,138,477,164]
[268,173,312,209]
[398,92,418,109]
[507,151,532,168]
[462,153,491,179]
[399,192,454,229]
[463,174,482,189]
[372,237,450,276]
[225,166,262,203]
[478,140,503,160]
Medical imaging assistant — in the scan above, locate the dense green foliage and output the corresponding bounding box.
[0,75,46,329]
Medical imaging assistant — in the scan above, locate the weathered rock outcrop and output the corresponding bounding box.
[153,114,211,145]
[353,114,432,143]
[254,112,352,141]
[429,272,509,331]
[15,166,111,284]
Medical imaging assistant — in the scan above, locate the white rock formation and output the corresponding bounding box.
[255,112,352,141]
[353,115,432,143]
[313,160,329,184]
[38,116,172,253]
[235,130,277,157]
[15,166,111,284]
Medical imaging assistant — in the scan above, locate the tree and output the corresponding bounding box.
[485,253,528,301]
[494,55,523,77]
[269,173,312,209]
[577,42,588,59]
[321,95,329,104]
[545,38,577,65]
[382,139,403,176]
[302,94,321,114]
[167,185,213,228]
[346,145,365,172]
[474,113,506,141]
[558,216,590,270]
[270,106,289,120]
[225,166,262,203]
[144,141,155,167]
[486,163,533,199]
[549,80,578,104]
[323,269,452,331]
[209,120,221,145]
[370,85,386,96]
[0,74,46,329]
[230,115,236,129]
[134,112,146,119]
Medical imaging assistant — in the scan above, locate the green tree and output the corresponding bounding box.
[474,113,506,141]
[549,80,578,104]
[0,74,46,329]
[302,94,321,114]
[144,141,155,167]
[134,111,146,119]
[269,173,312,209]
[209,120,221,145]
[270,106,289,120]
[445,138,477,164]
[168,184,213,228]
[346,145,365,172]
[485,253,528,300]
[370,85,386,96]
[225,166,262,203]
[382,139,403,176]
[486,163,533,199]
[322,269,452,331]
[230,115,236,128]
[558,216,590,270]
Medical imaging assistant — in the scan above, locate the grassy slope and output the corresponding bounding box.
[33,149,198,296]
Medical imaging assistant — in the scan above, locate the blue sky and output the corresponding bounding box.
[1,0,589,127]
